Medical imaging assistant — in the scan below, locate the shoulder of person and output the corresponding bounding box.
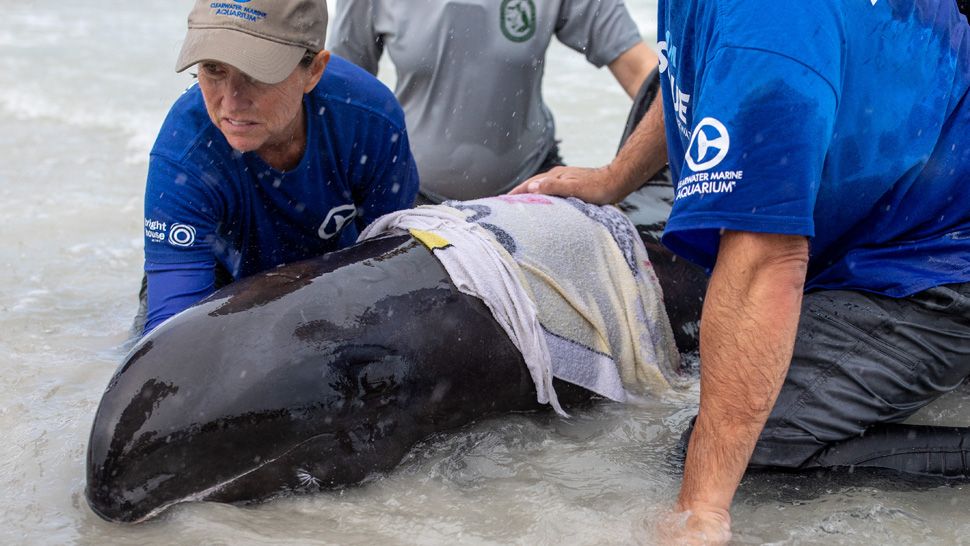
[711,0,841,36]
[311,55,406,130]
[704,0,843,80]
[151,84,233,167]
[149,84,238,188]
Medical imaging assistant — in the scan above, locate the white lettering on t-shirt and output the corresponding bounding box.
[675,180,738,199]
[658,36,692,138]
[145,218,168,243]
[676,168,744,201]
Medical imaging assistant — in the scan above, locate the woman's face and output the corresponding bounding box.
[196,54,326,165]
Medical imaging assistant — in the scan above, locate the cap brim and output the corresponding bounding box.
[175,27,305,84]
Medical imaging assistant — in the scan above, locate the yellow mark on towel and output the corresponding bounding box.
[409,229,451,250]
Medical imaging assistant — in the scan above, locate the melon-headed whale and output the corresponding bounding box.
[85,183,706,523]
[86,71,709,523]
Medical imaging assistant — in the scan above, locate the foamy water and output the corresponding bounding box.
[1,1,968,544]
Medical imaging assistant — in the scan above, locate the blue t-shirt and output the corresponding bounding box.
[658,0,970,297]
[143,56,419,332]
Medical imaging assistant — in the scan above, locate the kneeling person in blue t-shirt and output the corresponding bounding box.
[515,0,970,541]
[138,0,418,334]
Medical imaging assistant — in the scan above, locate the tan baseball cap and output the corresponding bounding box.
[175,0,328,84]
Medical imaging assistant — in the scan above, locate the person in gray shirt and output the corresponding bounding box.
[329,0,657,202]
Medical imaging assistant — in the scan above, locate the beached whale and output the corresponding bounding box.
[86,232,548,522]
[85,185,706,523]
[86,70,710,523]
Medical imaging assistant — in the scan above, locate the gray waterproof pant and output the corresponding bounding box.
[749,281,970,476]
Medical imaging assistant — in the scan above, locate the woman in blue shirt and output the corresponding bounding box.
[138,0,418,334]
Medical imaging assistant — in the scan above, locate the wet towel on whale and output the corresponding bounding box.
[359,195,682,414]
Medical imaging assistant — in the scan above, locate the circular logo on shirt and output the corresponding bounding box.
[685,117,731,172]
[318,204,358,240]
[168,223,197,247]
[500,0,537,42]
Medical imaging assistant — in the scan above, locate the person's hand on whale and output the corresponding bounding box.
[509,85,669,205]
[508,165,629,204]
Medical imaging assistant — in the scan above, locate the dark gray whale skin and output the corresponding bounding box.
[86,71,708,523]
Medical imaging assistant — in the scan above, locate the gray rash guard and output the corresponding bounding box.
[329,0,642,201]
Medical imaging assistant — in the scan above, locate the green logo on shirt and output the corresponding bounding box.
[500,0,536,42]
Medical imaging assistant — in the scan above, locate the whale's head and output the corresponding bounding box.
[86,235,441,522]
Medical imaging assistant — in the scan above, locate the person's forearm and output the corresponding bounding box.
[608,42,659,98]
[144,263,217,334]
[678,231,808,513]
[607,90,668,199]
[507,76,667,203]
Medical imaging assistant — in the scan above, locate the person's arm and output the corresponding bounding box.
[142,153,224,334]
[327,0,383,75]
[144,262,216,334]
[664,230,808,544]
[352,120,420,230]
[508,86,666,204]
[608,42,658,99]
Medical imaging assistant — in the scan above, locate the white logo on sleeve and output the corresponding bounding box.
[318,204,357,240]
[685,117,731,172]
[676,117,744,201]
[168,223,197,247]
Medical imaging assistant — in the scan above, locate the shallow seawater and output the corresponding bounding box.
[1,1,968,544]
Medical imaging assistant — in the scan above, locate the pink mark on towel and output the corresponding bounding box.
[643,261,664,301]
[494,194,554,205]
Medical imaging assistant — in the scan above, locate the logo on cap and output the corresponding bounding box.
[685,118,730,172]
[501,0,536,42]
[318,205,357,240]
[210,1,267,23]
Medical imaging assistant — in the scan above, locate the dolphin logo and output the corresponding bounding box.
[685,117,730,172]
[318,204,357,240]
[696,130,728,163]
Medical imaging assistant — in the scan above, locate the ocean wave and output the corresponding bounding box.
[0,88,167,162]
